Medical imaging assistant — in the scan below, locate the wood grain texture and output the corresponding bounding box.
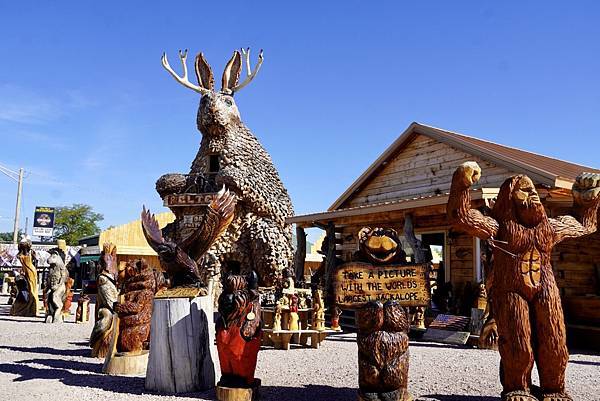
[145,296,217,393]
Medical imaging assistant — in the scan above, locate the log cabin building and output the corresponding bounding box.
[288,122,600,345]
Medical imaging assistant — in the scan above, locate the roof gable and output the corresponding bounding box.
[330,122,599,210]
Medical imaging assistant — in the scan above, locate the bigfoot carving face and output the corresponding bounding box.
[512,176,546,228]
[358,227,402,264]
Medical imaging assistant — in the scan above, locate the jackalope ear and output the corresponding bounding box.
[195,52,214,91]
[221,50,242,94]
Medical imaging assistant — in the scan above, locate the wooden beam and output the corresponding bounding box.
[293,226,306,283]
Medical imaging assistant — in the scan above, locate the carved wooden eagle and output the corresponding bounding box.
[141,187,236,287]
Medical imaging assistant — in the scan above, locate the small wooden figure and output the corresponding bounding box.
[272,302,282,332]
[76,294,91,323]
[45,250,68,323]
[216,271,261,399]
[288,293,299,331]
[312,288,325,331]
[412,306,426,330]
[331,306,342,331]
[448,162,600,401]
[62,277,75,317]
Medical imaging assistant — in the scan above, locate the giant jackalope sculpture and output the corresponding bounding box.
[159,47,294,286]
[448,162,600,401]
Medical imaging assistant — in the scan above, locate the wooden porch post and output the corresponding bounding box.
[293,225,307,283]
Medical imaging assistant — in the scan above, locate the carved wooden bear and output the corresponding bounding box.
[356,300,410,401]
[115,259,166,354]
[448,162,600,401]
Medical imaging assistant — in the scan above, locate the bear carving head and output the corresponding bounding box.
[358,227,406,264]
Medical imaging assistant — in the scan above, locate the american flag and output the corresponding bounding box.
[428,314,470,331]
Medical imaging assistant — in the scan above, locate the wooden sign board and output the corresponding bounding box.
[163,193,213,207]
[333,262,430,308]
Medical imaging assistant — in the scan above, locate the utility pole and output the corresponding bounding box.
[0,164,25,244]
[13,168,24,243]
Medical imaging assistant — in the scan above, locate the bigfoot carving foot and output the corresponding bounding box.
[541,393,573,401]
[503,391,538,401]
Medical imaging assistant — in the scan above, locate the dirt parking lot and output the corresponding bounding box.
[1,295,599,401]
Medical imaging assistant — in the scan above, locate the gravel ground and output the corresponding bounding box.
[1,294,599,401]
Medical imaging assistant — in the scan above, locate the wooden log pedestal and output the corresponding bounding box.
[103,350,149,376]
[216,379,261,401]
[145,295,218,393]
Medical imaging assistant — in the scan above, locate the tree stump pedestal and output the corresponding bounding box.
[145,295,218,393]
[104,350,149,376]
[216,379,261,401]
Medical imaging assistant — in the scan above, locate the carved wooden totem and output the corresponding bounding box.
[357,301,410,401]
[115,258,167,354]
[216,271,262,389]
[160,48,294,286]
[10,238,38,317]
[353,227,412,401]
[448,162,600,401]
[90,243,119,358]
[44,250,68,323]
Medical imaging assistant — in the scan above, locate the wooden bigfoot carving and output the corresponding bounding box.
[357,300,410,401]
[448,162,600,401]
[160,48,294,286]
[216,271,261,389]
[90,243,119,358]
[115,259,167,353]
[44,250,68,323]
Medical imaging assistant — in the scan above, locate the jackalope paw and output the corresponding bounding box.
[573,172,600,204]
[454,161,482,188]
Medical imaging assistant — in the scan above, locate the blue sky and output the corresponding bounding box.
[1,1,599,241]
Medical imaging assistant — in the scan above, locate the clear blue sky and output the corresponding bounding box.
[1,1,599,240]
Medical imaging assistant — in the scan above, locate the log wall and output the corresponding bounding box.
[554,230,600,297]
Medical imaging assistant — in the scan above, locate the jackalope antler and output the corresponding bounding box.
[230,47,263,93]
[161,49,210,95]
[161,47,263,95]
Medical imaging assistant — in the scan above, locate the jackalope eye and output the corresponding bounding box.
[224,98,233,107]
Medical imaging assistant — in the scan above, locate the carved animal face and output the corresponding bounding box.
[47,252,64,270]
[512,176,546,227]
[358,227,402,264]
[197,92,241,135]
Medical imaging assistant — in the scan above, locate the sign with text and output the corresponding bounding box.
[32,206,55,237]
[333,262,430,308]
[164,193,213,207]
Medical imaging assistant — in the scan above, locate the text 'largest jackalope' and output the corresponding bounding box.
[159,47,294,287]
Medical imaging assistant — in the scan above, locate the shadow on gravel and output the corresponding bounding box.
[419,395,500,401]
[17,358,102,373]
[569,359,600,367]
[0,345,91,358]
[0,361,215,399]
[260,385,355,401]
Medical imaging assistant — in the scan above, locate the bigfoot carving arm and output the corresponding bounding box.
[448,162,499,240]
[550,173,600,244]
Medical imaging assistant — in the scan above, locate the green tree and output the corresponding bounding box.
[53,204,103,245]
[0,230,22,242]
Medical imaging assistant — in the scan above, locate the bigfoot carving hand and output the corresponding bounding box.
[572,172,600,205]
[454,161,482,188]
